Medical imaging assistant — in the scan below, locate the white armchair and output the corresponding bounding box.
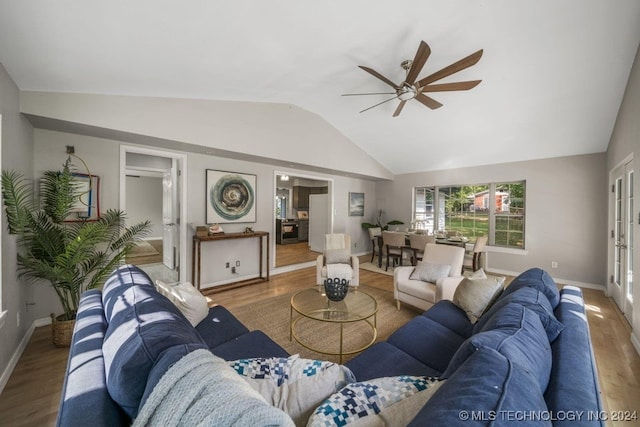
[316,233,360,287]
[394,243,465,311]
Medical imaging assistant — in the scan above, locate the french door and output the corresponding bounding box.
[610,159,634,324]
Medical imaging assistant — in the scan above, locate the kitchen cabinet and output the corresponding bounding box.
[298,219,309,241]
[293,186,327,209]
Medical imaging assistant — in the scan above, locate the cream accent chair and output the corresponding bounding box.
[394,243,465,311]
[316,233,360,287]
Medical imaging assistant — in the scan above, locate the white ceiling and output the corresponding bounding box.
[1,1,640,175]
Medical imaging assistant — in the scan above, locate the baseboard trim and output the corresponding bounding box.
[631,330,640,357]
[0,322,36,395]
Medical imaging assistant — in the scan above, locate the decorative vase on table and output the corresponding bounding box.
[324,278,349,301]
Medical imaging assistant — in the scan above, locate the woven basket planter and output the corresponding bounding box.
[51,313,75,347]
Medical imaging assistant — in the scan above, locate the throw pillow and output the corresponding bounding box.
[501,267,560,308]
[468,268,487,279]
[452,276,505,323]
[307,376,444,427]
[409,262,451,282]
[229,354,355,426]
[324,248,352,265]
[155,280,209,327]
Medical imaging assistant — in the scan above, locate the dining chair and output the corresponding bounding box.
[382,231,408,271]
[463,235,489,272]
[368,227,383,263]
[408,233,435,265]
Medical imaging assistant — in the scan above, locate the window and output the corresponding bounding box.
[413,181,526,249]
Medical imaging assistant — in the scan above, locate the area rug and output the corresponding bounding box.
[229,285,417,364]
[129,240,160,257]
[359,261,404,276]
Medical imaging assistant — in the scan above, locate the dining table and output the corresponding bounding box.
[374,232,470,268]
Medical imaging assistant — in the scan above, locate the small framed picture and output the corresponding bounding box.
[349,192,364,216]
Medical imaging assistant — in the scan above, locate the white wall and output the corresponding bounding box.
[376,153,607,287]
[0,63,34,389]
[606,42,640,354]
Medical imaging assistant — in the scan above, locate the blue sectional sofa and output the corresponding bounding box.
[57,265,604,426]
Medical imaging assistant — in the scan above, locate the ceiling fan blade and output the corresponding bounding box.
[358,66,400,89]
[415,93,443,109]
[392,101,407,117]
[404,41,431,85]
[341,92,398,96]
[417,49,483,88]
[421,80,482,92]
[359,95,400,113]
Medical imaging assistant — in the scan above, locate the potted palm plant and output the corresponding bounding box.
[1,159,152,346]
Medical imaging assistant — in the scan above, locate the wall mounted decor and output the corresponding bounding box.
[349,192,365,216]
[65,173,100,221]
[206,169,256,223]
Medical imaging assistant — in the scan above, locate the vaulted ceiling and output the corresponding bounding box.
[1,1,639,175]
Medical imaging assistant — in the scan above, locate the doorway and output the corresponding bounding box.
[120,146,188,284]
[609,158,634,325]
[273,172,333,268]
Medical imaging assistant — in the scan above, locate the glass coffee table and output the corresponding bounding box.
[290,286,378,363]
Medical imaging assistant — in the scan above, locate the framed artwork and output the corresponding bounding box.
[65,173,100,222]
[206,169,257,224]
[349,192,364,216]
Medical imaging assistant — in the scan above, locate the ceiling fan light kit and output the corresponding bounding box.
[346,40,483,117]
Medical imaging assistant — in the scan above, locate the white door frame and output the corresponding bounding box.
[120,145,188,283]
[608,155,634,324]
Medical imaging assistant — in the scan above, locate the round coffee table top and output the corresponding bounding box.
[290,286,378,322]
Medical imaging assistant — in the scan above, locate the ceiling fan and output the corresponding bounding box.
[344,40,483,117]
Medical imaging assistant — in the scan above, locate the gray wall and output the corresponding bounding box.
[125,176,163,239]
[376,153,608,286]
[0,64,34,390]
[33,129,376,289]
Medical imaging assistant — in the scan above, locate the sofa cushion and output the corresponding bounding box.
[101,265,208,418]
[409,262,451,282]
[155,280,209,327]
[442,303,552,392]
[195,305,251,349]
[345,342,440,382]
[409,347,551,426]
[545,287,604,425]
[308,376,443,427]
[387,316,466,373]
[452,276,505,323]
[474,286,564,342]
[229,355,355,426]
[421,300,474,339]
[501,267,560,308]
[211,330,289,360]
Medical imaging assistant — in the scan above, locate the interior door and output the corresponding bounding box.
[162,163,178,269]
[610,159,634,324]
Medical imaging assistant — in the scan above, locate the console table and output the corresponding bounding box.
[191,231,269,293]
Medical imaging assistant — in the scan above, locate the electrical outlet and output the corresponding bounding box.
[551,261,558,268]
[231,267,237,274]
[225,262,230,268]
[236,260,240,267]
[354,243,357,248]
[17,312,21,327]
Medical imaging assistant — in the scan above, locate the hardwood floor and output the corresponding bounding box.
[0,260,638,427]
[275,241,320,267]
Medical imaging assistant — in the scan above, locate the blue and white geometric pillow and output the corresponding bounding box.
[307,376,443,427]
[229,354,356,426]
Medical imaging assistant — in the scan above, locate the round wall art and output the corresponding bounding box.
[206,170,256,223]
